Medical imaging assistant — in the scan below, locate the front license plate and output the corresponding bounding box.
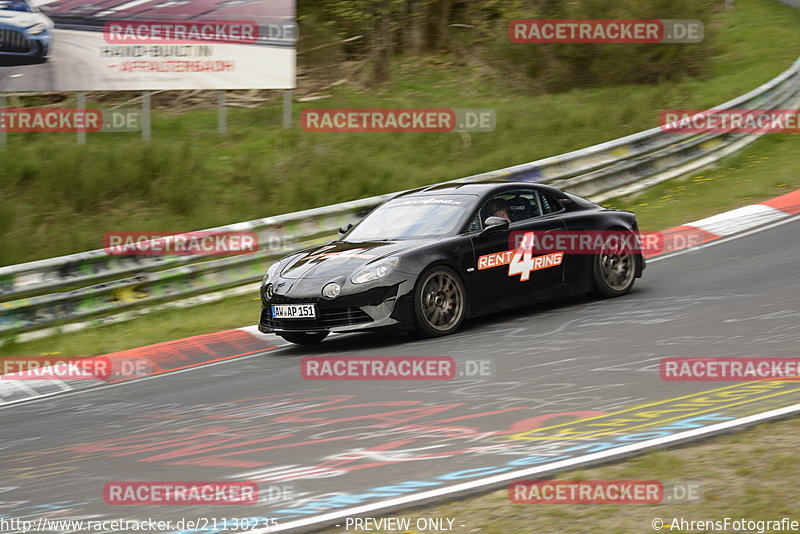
[272,304,317,319]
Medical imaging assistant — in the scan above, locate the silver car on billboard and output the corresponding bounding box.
[0,0,53,62]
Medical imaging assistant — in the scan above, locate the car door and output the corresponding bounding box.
[468,189,566,313]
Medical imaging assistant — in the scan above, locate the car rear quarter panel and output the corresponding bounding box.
[560,208,641,291]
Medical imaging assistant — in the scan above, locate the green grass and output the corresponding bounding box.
[315,415,800,533]
[0,292,260,358]
[1,0,800,265]
[606,132,800,231]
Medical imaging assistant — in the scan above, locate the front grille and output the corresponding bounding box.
[261,306,372,331]
[0,29,31,53]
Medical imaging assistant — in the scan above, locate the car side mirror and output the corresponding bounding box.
[338,223,353,236]
[478,216,509,238]
[38,4,51,11]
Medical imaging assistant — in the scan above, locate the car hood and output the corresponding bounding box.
[0,11,46,27]
[279,239,432,280]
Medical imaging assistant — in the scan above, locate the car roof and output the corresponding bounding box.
[395,181,567,199]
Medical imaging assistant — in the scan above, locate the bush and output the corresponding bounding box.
[482,0,718,93]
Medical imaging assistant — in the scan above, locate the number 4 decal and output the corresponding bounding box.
[508,232,565,282]
[509,232,536,281]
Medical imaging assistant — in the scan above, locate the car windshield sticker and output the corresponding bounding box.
[393,198,465,206]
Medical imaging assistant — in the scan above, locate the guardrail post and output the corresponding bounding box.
[0,93,6,147]
[0,93,8,146]
[142,91,152,142]
[77,92,87,146]
[283,90,293,129]
[218,90,227,135]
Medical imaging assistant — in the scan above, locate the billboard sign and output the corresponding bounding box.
[0,0,296,91]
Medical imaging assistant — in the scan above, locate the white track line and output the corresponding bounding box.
[0,338,290,408]
[648,214,798,263]
[254,402,800,533]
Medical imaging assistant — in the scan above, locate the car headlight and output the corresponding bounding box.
[28,23,46,35]
[351,257,400,285]
[321,282,341,300]
[263,283,274,300]
[262,262,281,286]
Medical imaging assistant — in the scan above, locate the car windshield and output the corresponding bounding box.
[0,1,31,12]
[344,195,473,241]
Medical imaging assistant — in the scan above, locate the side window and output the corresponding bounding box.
[468,189,562,232]
[506,192,542,221]
[478,190,544,224]
[535,191,561,215]
[466,213,482,233]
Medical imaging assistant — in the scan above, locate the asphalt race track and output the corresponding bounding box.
[1,216,798,533]
[0,29,294,91]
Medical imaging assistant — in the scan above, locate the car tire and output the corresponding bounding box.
[591,235,636,298]
[278,331,330,345]
[414,266,466,337]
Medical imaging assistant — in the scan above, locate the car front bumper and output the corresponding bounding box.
[0,28,50,57]
[258,277,415,334]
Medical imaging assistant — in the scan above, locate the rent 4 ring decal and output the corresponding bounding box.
[478,232,564,281]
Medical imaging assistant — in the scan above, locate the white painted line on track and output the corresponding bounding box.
[648,214,798,263]
[254,401,800,533]
[688,204,789,236]
[0,338,291,410]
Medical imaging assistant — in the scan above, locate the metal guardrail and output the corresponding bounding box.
[1,56,799,338]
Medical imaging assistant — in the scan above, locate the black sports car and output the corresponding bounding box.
[259,182,645,345]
